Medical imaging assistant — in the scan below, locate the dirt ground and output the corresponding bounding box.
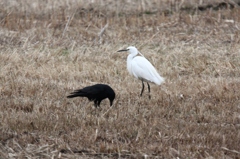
[0,0,240,158]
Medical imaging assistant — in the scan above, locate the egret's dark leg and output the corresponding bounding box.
[147,82,151,93]
[140,80,145,96]
[147,82,151,99]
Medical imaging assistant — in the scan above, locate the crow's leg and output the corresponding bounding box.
[97,101,102,109]
[94,101,98,108]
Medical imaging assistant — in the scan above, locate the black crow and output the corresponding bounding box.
[67,84,115,107]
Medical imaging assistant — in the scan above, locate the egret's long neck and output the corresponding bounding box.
[127,53,135,60]
[127,53,135,75]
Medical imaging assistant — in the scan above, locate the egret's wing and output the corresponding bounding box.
[131,56,164,85]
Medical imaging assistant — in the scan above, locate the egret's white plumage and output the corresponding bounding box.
[118,46,164,97]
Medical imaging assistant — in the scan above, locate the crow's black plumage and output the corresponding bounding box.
[67,84,115,107]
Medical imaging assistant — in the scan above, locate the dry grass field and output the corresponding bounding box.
[1,0,240,158]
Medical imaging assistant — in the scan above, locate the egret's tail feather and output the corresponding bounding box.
[154,76,165,85]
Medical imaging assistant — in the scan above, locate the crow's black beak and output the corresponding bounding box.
[117,49,128,52]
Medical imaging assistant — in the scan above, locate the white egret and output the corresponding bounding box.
[117,46,164,98]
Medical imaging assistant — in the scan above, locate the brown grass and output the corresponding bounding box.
[1,0,240,158]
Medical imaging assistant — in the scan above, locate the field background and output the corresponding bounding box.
[1,0,240,158]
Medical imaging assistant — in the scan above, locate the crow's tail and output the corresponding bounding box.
[67,91,86,98]
[67,94,80,98]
